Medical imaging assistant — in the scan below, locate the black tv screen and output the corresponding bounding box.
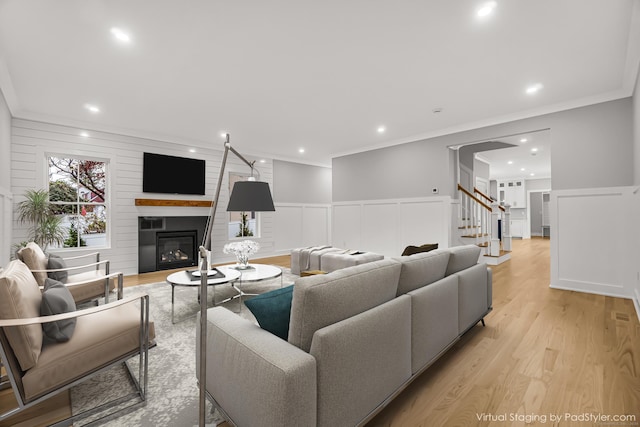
[143,152,206,195]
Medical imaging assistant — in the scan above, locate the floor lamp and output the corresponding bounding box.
[198,134,275,426]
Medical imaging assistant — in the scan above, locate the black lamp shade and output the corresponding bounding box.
[227,181,275,212]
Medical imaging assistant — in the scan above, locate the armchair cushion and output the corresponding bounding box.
[244,285,294,340]
[41,278,77,343]
[17,242,49,285]
[46,254,69,283]
[0,260,43,370]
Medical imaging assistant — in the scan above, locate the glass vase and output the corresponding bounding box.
[236,253,250,269]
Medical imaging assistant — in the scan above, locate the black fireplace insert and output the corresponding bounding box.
[156,230,198,271]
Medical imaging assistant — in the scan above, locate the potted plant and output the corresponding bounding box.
[14,188,66,253]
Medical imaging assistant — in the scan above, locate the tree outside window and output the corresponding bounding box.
[48,157,107,248]
[228,173,257,238]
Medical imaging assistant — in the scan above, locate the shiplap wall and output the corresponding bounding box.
[10,119,275,275]
[0,185,12,266]
[332,197,452,256]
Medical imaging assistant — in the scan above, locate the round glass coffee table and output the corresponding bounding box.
[166,268,241,323]
[220,264,283,302]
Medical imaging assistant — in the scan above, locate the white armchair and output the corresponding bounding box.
[17,242,122,304]
[0,259,153,425]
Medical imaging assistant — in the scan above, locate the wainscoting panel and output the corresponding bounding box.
[551,186,636,299]
[332,204,362,250]
[273,203,331,254]
[333,197,452,257]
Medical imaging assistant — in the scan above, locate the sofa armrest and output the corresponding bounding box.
[487,266,493,309]
[197,307,317,427]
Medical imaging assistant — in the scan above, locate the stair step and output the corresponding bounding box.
[477,243,489,248]
[458,225,480,229]
[484,250,512,258]
[461,233,490,238]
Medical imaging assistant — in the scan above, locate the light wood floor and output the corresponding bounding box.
[368,238,640,426]
[2,240,639,426]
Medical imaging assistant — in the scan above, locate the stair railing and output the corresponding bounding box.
[458,184,492,251]
[472,186,511,254]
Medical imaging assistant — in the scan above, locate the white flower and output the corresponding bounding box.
[223,240,260,256]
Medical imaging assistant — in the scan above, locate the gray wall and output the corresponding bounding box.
[333,138,456,201]
[273,160,331,204]
[526,178,551,191]
[333,98,633,201]
[0,89,9,190]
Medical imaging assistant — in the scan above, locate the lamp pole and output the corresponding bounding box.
[198,134,260,426]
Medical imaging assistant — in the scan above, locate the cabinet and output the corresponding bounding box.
[498,179,526,208]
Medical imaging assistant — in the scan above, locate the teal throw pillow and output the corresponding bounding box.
[244,285,294,340]
[41,278,77,343]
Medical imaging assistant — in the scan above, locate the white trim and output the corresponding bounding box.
[634,288,640,324]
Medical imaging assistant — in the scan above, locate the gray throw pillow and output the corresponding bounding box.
[47,254,69,283]
[41,278,77,342]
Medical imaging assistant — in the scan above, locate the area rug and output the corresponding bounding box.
[70,267,297,426]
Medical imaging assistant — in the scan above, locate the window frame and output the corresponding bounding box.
[45,152,111,250]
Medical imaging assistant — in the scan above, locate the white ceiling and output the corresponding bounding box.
[0,0,638,167]
[475,129,552,181]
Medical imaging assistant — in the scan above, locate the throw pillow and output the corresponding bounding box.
[41,278,77,343]
[47,254,69,283]
[244,285,294,340]
[401,243,439,256]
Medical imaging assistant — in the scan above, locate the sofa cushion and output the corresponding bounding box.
[0,260,44,370]
[288,258,401,352]
[47,254,69,283]
[401,243,439,256]
[18,242,49,286]
[393,250,451,295]
[41,278,77,343]
[445,245,482,276]
[244,285,294,340]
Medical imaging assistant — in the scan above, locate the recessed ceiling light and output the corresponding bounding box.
[520,138,528,143]
[189,149,196,153]
[507,161,513,165]
[520,168,526,171]
[110,27,131,43]
[377,126,386,133]
[299,148,305,154]
[530,173,535,176]
[220,132,228,139]
[476,1,497,17]
[80,131,89,137]
[259,159,266,163]
[525,83,544,94]
[84,104,100,114]
[531,147,538,152]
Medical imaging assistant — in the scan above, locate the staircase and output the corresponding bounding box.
[457,184,511,265]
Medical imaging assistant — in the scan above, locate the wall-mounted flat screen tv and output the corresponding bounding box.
[143,152,206,195]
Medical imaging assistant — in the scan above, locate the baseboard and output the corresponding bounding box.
[549,282,630,301]
[634,288,640,324]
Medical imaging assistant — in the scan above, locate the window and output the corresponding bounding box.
[48,156,108,248]
[228,173,257,239]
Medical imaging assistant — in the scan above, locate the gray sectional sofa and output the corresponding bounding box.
[197,244,492,427]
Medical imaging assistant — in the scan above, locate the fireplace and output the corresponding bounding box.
[156,230,197,271]
[138,216,208,273]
